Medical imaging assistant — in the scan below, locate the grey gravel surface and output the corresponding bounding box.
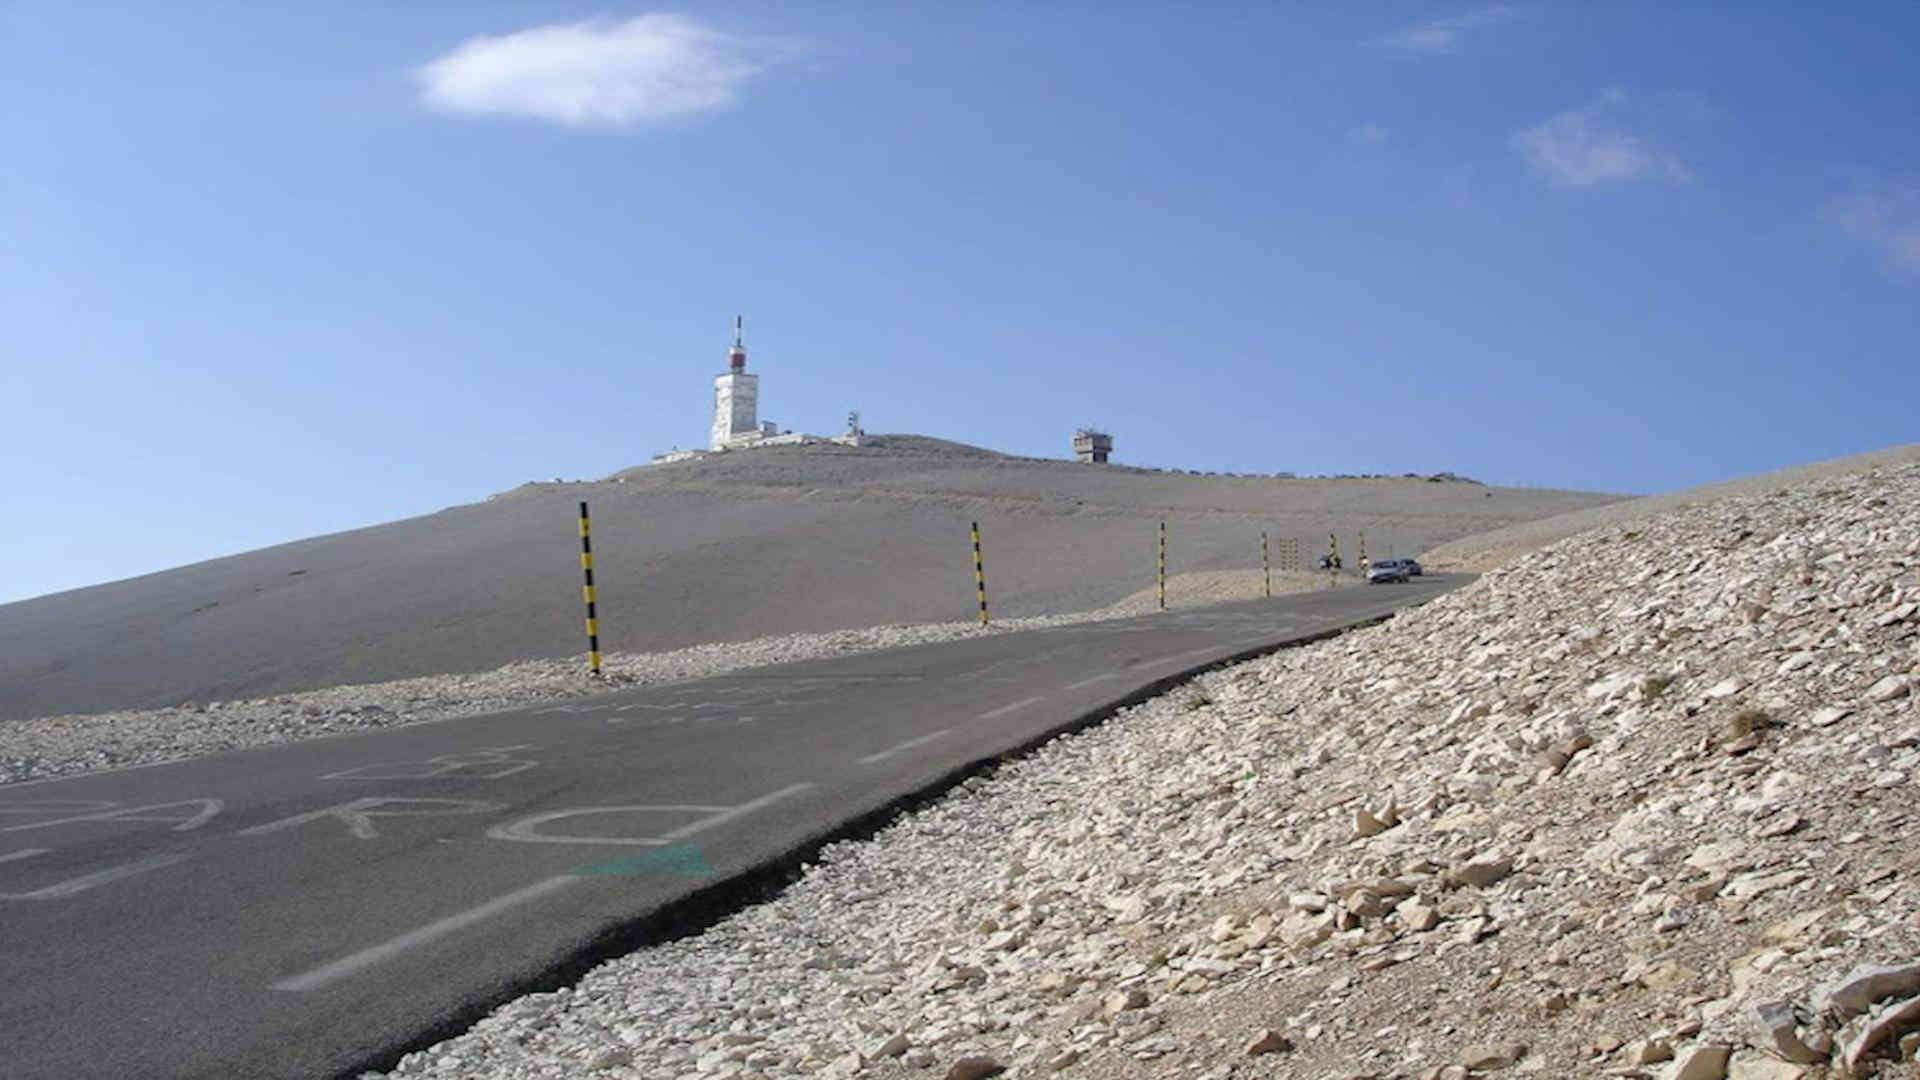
[1422,442,1920,572]
[0,434,1617,720]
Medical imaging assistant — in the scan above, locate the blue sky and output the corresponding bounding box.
[4,3,1917,604]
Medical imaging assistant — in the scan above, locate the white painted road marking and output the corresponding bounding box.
[2,799,224,834]
[1062,672,1121,691]
[271,875,581,992]
[656,784,812,842]
[323,747,538,781]
[1,852,193,901]
[857,730,952,765]
[486,783,814,847]
[239,798,505,840]
[977,696,1045,720]
[275,783,815,982]
[0,848,51,865]
[489,803,725,845]
[0,801,117,816]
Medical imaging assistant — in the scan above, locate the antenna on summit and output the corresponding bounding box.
[728,315,747,373]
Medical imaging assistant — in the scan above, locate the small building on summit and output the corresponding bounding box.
[652,317,864,465]
[1073,428,1114,464]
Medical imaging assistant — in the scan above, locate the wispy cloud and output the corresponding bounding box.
[1828,177,1920,273]
[1347,124,1392,146]
[1374,5,1521,54]
[417,14,798,129]
[1511,92,1689,187]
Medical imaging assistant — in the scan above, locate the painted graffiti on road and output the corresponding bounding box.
[0,781,812,904]
[486,783,812,846]
[1,799,224,833]
[323,746,538,781]
[0,849,194,901]
[237,797,507,840]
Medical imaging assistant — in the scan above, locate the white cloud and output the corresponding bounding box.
[416,14,794,128]
[1828,177,1920,273]
[1374,5,1520,54]
[1511,94,1688,187]
[1348,123,1392,146]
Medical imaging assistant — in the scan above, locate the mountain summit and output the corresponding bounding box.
[0,436,1617,720]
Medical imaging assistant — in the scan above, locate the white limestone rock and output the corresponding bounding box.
[1815,961,1920,1018]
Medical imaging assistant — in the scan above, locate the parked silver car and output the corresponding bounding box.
[1367,559,1411,584]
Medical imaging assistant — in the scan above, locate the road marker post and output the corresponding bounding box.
[1328,533,1340,589]
[971,521,990,625]
[1158,522,1167,610]
[1261,531,1271,598]
[578,502,602,677]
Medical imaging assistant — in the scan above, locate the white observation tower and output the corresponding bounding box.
[710,315,761,450]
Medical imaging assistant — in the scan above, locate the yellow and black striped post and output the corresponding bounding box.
[1328,532,1339,589]
[970,521,990,625]
[578,501,601,676]
[1261,530,1271,598]
[1157,521,1167,610]
[1359,530,1369,574]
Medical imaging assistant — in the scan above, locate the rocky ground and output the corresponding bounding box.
[1420,445,1920,574]
[361,457,1920,1080]
[0,570,1334,786]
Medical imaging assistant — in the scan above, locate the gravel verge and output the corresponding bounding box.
[0,571,1337,787]
[360,453,1920,1080]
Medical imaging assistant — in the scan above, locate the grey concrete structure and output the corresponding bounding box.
[1073,428,1113,463]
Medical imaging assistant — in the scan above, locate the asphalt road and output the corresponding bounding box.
[0,575,1465,1080]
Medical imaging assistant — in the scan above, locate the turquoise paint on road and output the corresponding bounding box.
[577,845,711,876]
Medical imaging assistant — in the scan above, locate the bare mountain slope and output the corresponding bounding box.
[1422,443,1920,572]
[0,435,1616,720]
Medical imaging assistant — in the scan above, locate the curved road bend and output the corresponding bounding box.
[0,574,1467,1079]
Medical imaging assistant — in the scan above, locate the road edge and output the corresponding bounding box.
[328,587,1460,1079]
